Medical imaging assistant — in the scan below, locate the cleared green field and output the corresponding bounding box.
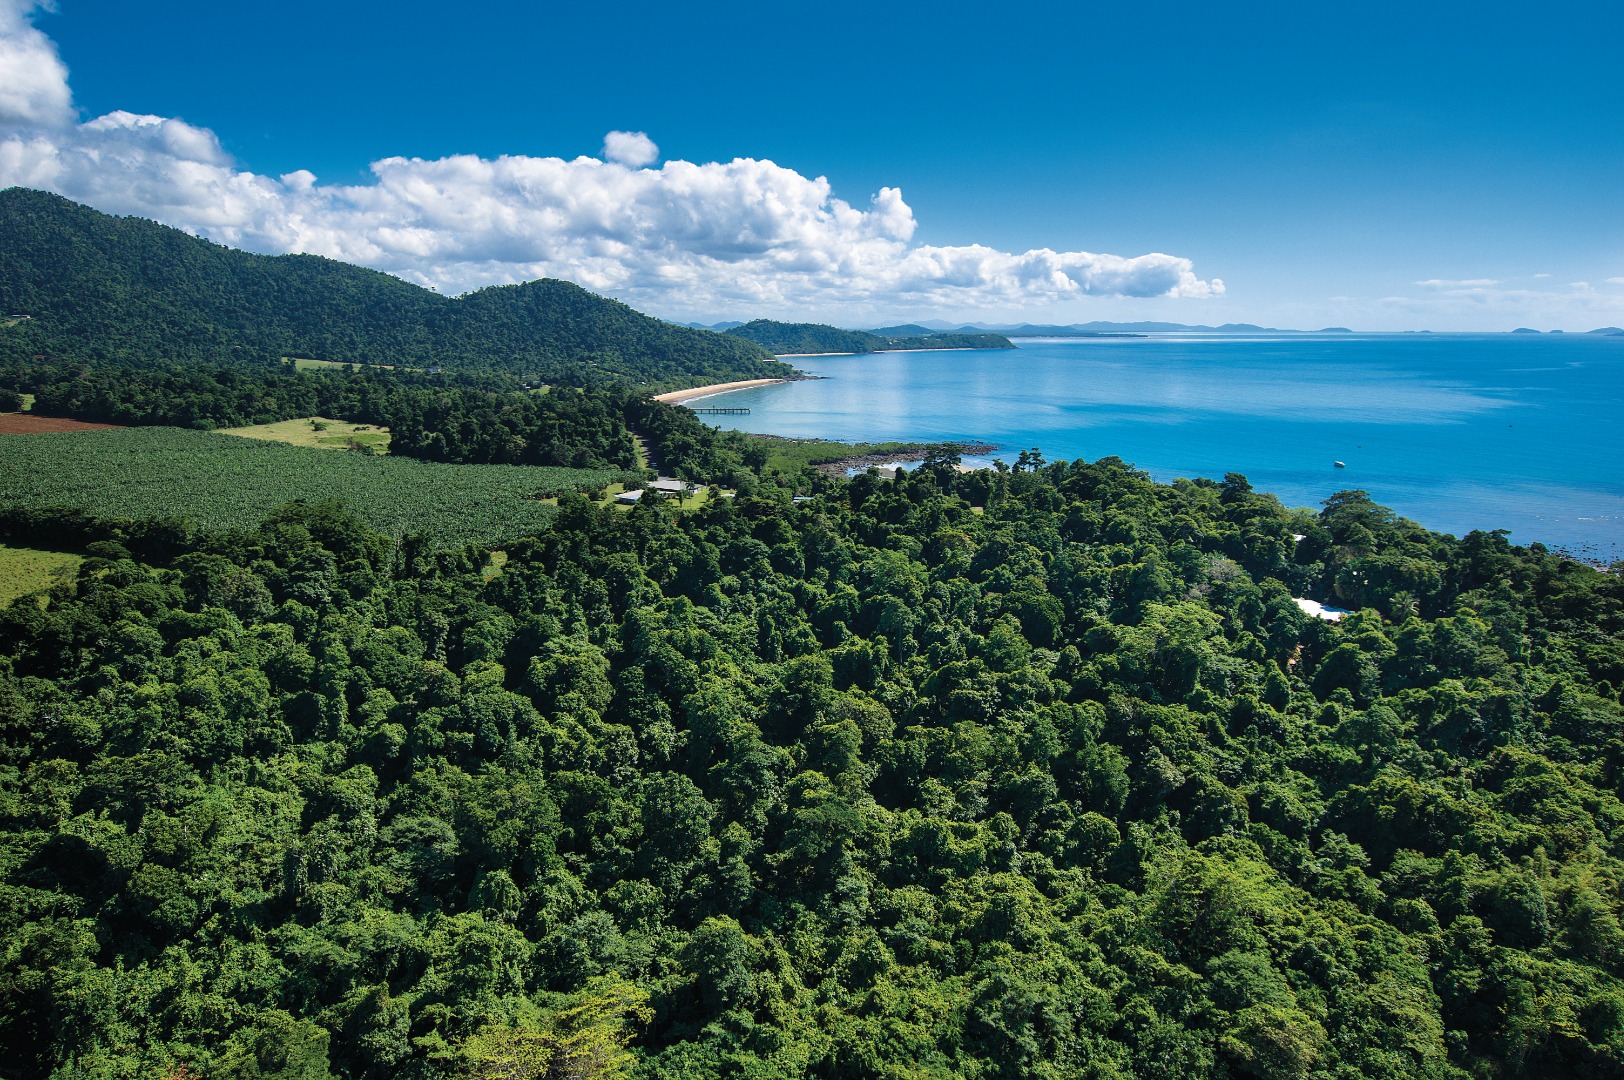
[289,358,414,373]
[0,543,82,607]
[0,427,633,545]
[291,357,368,371]
[219,416,392,453]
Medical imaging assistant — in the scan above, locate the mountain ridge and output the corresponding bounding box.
[0,187,783,387]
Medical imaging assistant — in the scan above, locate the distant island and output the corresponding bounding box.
[725,319,1014,355]
[1514,327,1623,335]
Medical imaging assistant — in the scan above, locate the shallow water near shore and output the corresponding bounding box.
[708,334,1624,560]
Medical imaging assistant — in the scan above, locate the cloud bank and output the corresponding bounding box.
[0,3,1222,314]
[1369,274,1624,327]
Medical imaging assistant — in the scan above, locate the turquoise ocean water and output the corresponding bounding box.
[705,334,1624,560]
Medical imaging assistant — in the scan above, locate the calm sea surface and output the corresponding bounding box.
[707,334,1624,560]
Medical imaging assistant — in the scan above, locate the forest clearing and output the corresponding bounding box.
[219,416,393,453]
[0,541,82,605]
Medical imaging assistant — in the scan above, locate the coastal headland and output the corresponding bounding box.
[813,441,998,475]
[740,433,999,476]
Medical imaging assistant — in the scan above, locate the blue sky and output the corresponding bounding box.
[5,0,1623,329]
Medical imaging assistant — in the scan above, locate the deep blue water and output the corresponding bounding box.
[706,334,1624,560]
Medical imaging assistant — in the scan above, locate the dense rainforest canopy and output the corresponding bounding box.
[2,444,1623,1079]
[0,189,783,387]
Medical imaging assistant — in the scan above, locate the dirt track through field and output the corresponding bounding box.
[0,414,124,434]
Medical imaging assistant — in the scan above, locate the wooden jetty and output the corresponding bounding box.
[690,406,751,414]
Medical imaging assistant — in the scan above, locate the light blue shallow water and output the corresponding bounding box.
[708,334,1624,560]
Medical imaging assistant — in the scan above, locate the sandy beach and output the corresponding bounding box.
[653,378,789,405]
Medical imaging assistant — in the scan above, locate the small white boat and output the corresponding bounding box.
[1333,460,1346,468]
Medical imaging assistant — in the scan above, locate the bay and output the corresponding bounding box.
[706,333,1624,560]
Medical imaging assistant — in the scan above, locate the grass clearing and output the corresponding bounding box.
[289,358,420,374]
[19,393,34,411]
[0,427,636,546]
[0,543,82,607]
[220,416,392,453]
[290,357,380,372]
[672,485,721,511]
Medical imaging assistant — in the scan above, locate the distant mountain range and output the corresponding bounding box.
[724,320,1014,355]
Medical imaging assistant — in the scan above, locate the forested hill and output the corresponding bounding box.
[727,319,1014,354]
[0,188,782,387]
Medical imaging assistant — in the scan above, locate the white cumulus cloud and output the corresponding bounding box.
[0,0,71,127]
[602,130,658,167]
[0,7,1222,315]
